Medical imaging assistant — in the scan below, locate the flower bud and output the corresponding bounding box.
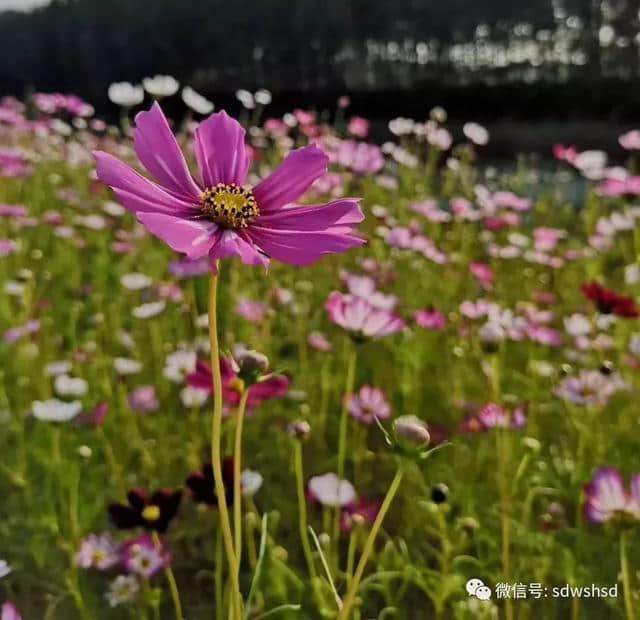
[288,419,311,440]
[393,415,430,447]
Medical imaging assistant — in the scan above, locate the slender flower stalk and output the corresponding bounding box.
[151,532,184,620]
[208,269,242,619]
[338,464,405,620]
[293,440,318,583]
[233,388,250,583]
[620,530,635,620]
[334,348,357,558]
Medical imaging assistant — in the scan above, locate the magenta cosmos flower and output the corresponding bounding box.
[94,103,364,271]
[583,467,640,523]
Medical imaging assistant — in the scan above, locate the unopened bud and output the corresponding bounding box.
[288,419,311,440]
[393,415,430,447]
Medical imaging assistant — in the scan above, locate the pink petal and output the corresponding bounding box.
[94,151,198,215]
[136,212,217,259]
[255,198,364,231]
[253,145,328,213]
[248,226,365,266]
[194,110,249,187]
[133,102,202,199]
[1,604,21,620]
[208,229,270,268]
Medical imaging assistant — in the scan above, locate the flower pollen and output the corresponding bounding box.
[141,505,161,521]
[201,183,259,229]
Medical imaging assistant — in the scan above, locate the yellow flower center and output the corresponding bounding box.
[142,505,161,521]
[201,183,259,229]
[228,377,245,393]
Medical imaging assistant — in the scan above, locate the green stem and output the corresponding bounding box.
[233,389,250,589]
[293,441,317,582]
[334,348,357,563]
[152,532,184,620]
[497,429,513,620]
[338,465,405,620]
[209,268,243,619]
[621,530,635,620]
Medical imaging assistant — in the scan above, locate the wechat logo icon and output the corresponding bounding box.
[466,578,492,601]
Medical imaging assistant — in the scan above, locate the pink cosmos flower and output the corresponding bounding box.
[526,325,563,347]
[332,139,385,174]
[1,603,21,620]
[325,292,405,339]
[187,357,289,409]
[347,117,370,138]
[128,386,159,413]
[3,319,40,344]
[94,104,364,272]
[414,309,447,331]
[235,298,269,322]
[583,468,640,523]
[0,204,27,218]
[534,227,566,251]
[470,262,494,290]
[75,533,121,570]
[0,240,18,257]
[307,330,332,352]
[122,534,171,579]
[344,273,398,310]
[552,144,578,164]
[168,256,210,278]
[619,130,640,151]
[597,177,640,198]
[345,385,391,424]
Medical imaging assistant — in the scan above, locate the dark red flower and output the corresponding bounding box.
[185,459,234,507]
[582,282,638,318]
[108,488,182,533]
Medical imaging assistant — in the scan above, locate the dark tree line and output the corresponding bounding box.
[0,0,638,118]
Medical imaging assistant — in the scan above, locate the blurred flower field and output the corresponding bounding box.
[0,83,640,619]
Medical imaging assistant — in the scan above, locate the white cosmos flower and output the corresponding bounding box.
[388,117,415,136]
[235,89,255,109]
[113,357,143,375]
[74,215,108,230]
[102,201,126,217]
[120,273,152,290]
[108,82,144,107]
[463,122,489,145]
[143,75,179,98]
[4,281,24,296]
[181,87,214,115]
[180,385,209,408]
[308,473,357,507]
[51,119,72,136]
[0,559,11,578]
[132,301,166,319]
[164,350,197,383]
[54,375,89,397]
[106,574,140,607]
[32,399,82,422]
[45,360,72,376]
[241,470,263,496]
[254,89,272,105]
